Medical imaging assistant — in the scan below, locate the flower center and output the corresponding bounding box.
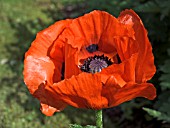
[80,55,113,73]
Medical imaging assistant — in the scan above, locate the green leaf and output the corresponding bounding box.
[154,91,170,108]
[69,124,84,128]
[134,1,160,13]
[143,108,170,122]
[156,0,170,19]
[69,124,96,128]
[159,49,170,90]
[159,60,170,73]
[84,125,96,128]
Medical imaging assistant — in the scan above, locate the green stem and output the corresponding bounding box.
[95,110,103,128]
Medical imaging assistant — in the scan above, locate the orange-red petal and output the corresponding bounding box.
[45,73,108,109]
[40,103,58,116]
[23,20,72,115]
[101,53,138,84]
[23,10,156,115]
[62,10,134,66]
[42,71,156,110]
[24,20,72,92]
[118,9,156,83]
[102,81,156,107]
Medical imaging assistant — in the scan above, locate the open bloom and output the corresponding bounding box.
[23,9,156,116]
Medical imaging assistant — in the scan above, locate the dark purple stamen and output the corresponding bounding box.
[80,55,113,73]
[86,44,98,53]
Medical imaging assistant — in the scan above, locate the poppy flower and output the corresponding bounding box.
[23,9,156,116]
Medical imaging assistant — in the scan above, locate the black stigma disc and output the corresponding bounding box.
[80,54,113,73]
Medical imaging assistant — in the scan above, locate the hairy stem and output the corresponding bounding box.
[95,110,103,128]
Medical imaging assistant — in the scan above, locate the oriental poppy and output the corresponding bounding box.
[23,9,156,116]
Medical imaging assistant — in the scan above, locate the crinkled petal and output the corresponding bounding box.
[40,103,58,116]
[113,36,138,61]
[63,10,134,63]
[24,56,55,94]
[64,43,82,79]
[45,73,108,109]
[101,53,138,83]
[23,10,156,115]
[33,84,67,116]
[118,9,156,83]
[102,81,156,107]
[24,20,72,92]
[23,20,72,115]
[26,19,72,57]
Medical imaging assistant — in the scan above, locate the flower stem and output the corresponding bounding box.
[95,110,103,128]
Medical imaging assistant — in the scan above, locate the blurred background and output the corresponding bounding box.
[0,0,170,128]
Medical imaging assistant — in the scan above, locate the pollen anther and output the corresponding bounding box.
[80,55,113,73]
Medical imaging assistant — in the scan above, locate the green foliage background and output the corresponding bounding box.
[0,0,170,127]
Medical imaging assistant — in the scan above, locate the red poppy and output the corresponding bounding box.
[23,9,156,116]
